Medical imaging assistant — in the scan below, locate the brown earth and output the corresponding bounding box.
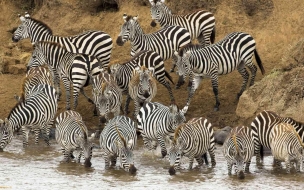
[0,0,304,131]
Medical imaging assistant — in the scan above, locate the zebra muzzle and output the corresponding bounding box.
[100,116,107,124]
[238,171,245,179]
[84,158,92,167]
[129,164,137,174]
[0,148,3,152]
[150,20,157,27]
[116,36,124,46]
[143,91,150,99]
[168,166,176,175]
[12,36,20,42]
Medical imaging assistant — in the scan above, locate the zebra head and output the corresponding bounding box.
[230,135,247,179]
[92,82,112,124]
[12,14,30,42]
[149,0,169,27]
[116,128,137,174]
[169,103,186,130]
[27,42,48,71]
[0,118,14,151]
[168,130,186,175]
[175,50,191,88]
[116,14,139,46]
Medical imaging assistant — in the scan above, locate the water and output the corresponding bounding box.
[0,134,303,190]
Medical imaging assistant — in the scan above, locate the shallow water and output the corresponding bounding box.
[0,135,303,190]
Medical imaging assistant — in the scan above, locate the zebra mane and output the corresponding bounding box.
[115,126,127,147]
[173,123,186,143]
[125,15,134,22]
[178,44,202,57]
[7,98,24,120]
[101,82,107,94]
[75,118,88,140]
[35,41,67,51]
[284,123,304,148]
[29,18,53,35]
[232,134,240,153]
[19,75,28,101]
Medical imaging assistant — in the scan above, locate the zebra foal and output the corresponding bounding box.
[136,102,186,158]
[149,0,216,46]
[55,110,97,167]
[0,84,58,150]
[129,66,157,117]
[168,117,216,175]
[100,115,137,174]
[175,32,265,112]
[223,126,254,179]
[270,122,304,173]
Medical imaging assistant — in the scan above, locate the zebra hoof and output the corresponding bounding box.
[0,148,3,152]
[168,167,176,175]
[213,107,219,112]
[170,69,174,73]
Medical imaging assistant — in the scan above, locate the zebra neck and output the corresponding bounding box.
[8,103,33,131]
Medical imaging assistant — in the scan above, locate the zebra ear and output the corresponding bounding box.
[133,15,138,21]
[127,139,133,149]
[123,13,127,22]
[24,12,30,18]
[169,104,178,114]
[160,0,165,3]
[184,51,191,59]
[20,16,26,22]
[149,0,155,6]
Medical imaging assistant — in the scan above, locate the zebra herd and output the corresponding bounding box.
[0,0,303,179]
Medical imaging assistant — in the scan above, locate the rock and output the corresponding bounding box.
[214,126,232,145]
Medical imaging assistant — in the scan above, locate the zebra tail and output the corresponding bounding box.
[165,70,175,85]
[254,49,265,75]
[259,145,264,161]
[210,27,216,44]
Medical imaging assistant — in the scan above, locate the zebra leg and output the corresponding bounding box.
[227,162,233,175]
[285,158,291,173]
[182,76,203,113]
[188,157,194,169]
[245,160,251,173]
[209,145,216,167]
[33,128,40,145]
[236,65,249,99]
[76,151,83,163]
[42,122,51,146]
[62,77,71,110]
[104,156,110,169]
[54,71,62,100]
[21,126,30,147]
[163,81,175,103]
[62,149,72,162]
[133,99,139,118]
[195,155,204,168]
[210,73,220,111]
[246,63,258,87]
[157,133,167,158]
[124,94,132,115]
[111,156,117,166]
[170,55,178,73]
[202,153,209,165]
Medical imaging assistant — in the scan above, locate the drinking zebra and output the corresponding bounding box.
[129,66,157,117]
[55,110,97,167]
[0,84,58,150]
[109,50,175,114]
[251,110,304,164]
[223,126,254,179]
[175,32,265,112]
[168,117,216,175]
[12,13,112,66]
[149,0,216,46]
[270,122,304,173]
[100,115,137,174]
[28,41,103,112]
[14,65,54,102]
[116,14,191,71]
[91,71,122,124]
[136,102,186,158]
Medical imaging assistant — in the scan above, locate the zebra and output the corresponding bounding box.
[270,122,304,173]
[129,66,157,118]
[251,110,304,164]
[91,70,122,124]
[0,84,58,149]
[175,32,265,112]
[136,102,186,158]
[223,126,255,179]
[168,117,216,175]
[14,65,54,102]
[12,13,112,67]
[149,0,216,47]
[109,50,175,114]
[55,110,97,167]
[116,13,191,72]
[100,115,137,174]
[28,41,103,112]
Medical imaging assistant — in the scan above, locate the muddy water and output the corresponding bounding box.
[0,135,303,190]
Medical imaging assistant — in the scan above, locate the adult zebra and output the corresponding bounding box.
[55,110,97,167]
[0,84,58,150]
[270,122,304,173]
[175,32,265,112]
[91,71,122,124]
[136,102,186,158]
[116,14,191,71]
[149,0,216,46]
[109,50,175,114]
[12,13,112,66]
[168,117,216,175]
[129,66,157,117]
[28,41,103,112]
[251,110,304,164]
[100,115,137,174]
[223,126,254,179]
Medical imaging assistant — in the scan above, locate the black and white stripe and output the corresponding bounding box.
[176,32,265,112]
[0,84,57,149]
[168,117,216,175]
[99,115,137,174]
[55,110,96,167]
[149,0,216,46]
[251,110,304,164]
[28,41,102,111]
[136,102,186,158]
[116,14,191,71]
[270,122,304,173]
[223,126,254,179]
[91,71,122,124]
[12,14,112,66]
[110,50,175,114]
